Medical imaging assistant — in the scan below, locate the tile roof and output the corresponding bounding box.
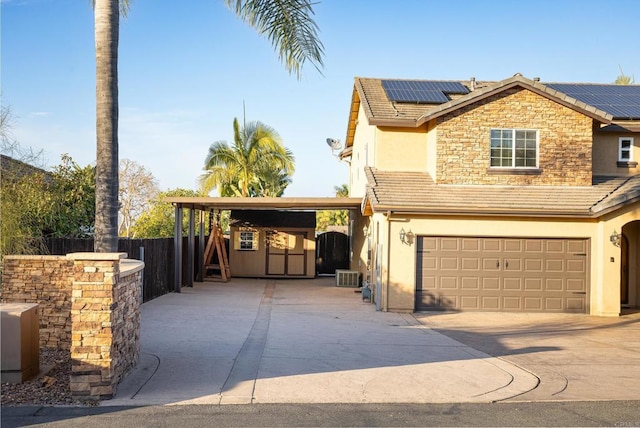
[1,154,52,183]
[364,167,640,218]
[353,75,617,130]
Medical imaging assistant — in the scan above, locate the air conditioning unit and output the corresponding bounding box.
[335,269,359,288]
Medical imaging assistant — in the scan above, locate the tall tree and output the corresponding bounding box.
[199,117,295,197]
[118,159,159,237]
[131,188,206,238]
[48,154,96,238]
[92,0,323,252]
[93,0,126,251]
[1,105,46,167]
[256,168,292,197]
[1,111,50,259]
[1,153,96,261]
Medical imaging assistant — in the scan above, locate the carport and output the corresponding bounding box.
[164,197,363,291]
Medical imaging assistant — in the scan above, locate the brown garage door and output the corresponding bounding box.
[416,237,589,313]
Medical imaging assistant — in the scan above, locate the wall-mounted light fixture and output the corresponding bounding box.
[399,227,415,245]
[363,224,369,238]
[610,230,622,247]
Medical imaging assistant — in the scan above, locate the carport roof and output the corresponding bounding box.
[164,196,363,212]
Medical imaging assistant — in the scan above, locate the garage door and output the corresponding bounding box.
[416,237,589,313]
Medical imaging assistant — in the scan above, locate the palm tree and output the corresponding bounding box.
[615,65,635,85]
[256,168,292,197]
[93,0,129,252]
[199,117,295,197]
[334,183,349,198]
[93,0,323,252]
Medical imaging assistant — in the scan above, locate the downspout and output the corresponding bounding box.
[385,210,392,312]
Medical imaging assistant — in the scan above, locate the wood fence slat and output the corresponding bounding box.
[43,237,189,302]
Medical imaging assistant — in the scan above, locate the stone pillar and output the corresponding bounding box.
[69,252,141,400]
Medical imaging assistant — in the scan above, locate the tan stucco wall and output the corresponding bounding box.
[359,214,389,310]
[349,104,376,198]
[436,87,593,186]
[426,120,438,180]
[364,207,640,316]
[350,214,370,279]
[375,126,428,172]
[593,131,640,176]
[599,203,640,313]
[623,221,640,306]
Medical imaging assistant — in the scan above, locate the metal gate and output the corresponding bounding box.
[316,232,349,275]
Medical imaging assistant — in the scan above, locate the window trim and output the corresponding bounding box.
[618,137,634,162]
[237,230,259,251]
[489,128,539,169]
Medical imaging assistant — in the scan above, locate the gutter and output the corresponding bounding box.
[385,211,391,312]
[369,118,420,127]
[372,206,594,218]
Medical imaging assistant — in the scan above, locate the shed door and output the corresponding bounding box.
[416,237,589,313]
[267,232,307,276]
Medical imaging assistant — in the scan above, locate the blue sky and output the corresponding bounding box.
[2,0,639,196]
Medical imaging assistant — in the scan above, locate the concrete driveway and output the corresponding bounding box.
[104,277,639,406]
[415,310,640,402]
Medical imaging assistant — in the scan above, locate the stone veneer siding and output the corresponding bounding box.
[436,87,593,186]
[1,253,142,400]
[1,256,74,349]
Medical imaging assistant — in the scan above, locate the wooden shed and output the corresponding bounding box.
[229,210,316,278]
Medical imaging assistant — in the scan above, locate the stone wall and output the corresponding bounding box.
[1,255,74,349]
[436,87,593,186]
[1,253,143,400]
[69,255,142,399]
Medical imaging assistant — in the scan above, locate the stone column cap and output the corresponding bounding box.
[66,252,128,261]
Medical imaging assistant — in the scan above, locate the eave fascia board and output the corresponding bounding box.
[165,197,364,211]
[368,118,419,127]
[371,205,593,218]
[345,84,362,149]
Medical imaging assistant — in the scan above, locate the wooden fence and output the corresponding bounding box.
[43,237,203,302]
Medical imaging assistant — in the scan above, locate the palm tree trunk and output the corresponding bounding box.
[94,0,119,252]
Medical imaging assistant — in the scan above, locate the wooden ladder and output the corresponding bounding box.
[203,224,230,282]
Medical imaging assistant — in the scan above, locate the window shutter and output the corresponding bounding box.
[253,231,259,251]
[233,231,240,250]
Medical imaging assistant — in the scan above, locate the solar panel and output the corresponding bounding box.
[382,80,469,104]
[546,83,640,119]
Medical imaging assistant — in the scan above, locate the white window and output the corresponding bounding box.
[490,129,538,168]
[619,137,634,162]
[236,231,258,251]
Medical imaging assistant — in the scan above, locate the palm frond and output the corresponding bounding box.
[225,0,324,78]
